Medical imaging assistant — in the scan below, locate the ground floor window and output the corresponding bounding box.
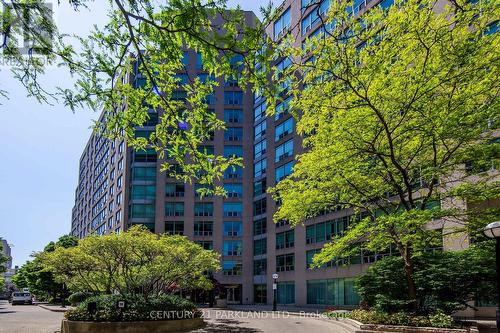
[306,278,360,306]
[277,281,295,304]
[254,284,267,304]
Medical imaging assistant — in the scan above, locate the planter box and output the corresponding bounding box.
[356,324,479,333]
[61,317,204,333]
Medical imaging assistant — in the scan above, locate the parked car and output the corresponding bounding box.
[11,292,33,305]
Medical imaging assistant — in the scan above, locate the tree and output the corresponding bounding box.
[12,234,78,301]
[0,0,276,195]
[270,0,499,310]
[0,242,8,292]
[41,225,220,296]
[356,241,497,314]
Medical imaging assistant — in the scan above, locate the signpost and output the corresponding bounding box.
[272,273,278,311]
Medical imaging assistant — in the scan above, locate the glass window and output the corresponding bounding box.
[253,259,267,275]
[134,148,157,162]
[275,118,294,142]
[254,139,267,159]
[224,109,243,123]
[224,202,242,217]
[275,96,292,120]
[276,230,295,249]
[254,102,267,122]
[130,204,155,218]
[224,183,242,198]
[196,52,203,70]
[182,51,189,66]
[165,202,184,216]
[194,221,213,236]
[253,218,267,235]
[131,185,156,200]
[196,240,213,250]
[254,120,266,140]
[224,91,243,105]
[165,221,184,235]
[224,165,243,179]
[194,202,214,217]
[306,278,360,305]
[223,240,243,256]
[165,184,185,197]
[254,159,267,178]
[277,282,295,304]
[254,179,267,197]
[224,221,242,236]
[276,253,295,272]
[254,284,267,303]
[224,145,243,158]
[223,260,242,276]
[253,238,267,256]
[253,197,266,215]
[275,161,295,183]
[275,57,292,76]
[275,139,294,162]
[274,7,291,40]
[224,127,243,141]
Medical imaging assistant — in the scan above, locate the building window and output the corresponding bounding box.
[182,51,189,66]
[133,148,157,162]
[275,118,294,142]
[116,192,122,205]
[275,96,292,120]
[224,221,242,237]
[130,204,155,218]
[196,52,203,70]
[194,221,213,236]
[117,158,123,171]
[224,91,243,105]
[253,259,267,275]
[301,0,330,35]
[275,139,294,162]
[253,218,267,235]
[223,240,243,256]
[253,198,267,216]
[224,109,243,123]
[306,278,360,306]
[254,102,267,122]
[165,221,184,235]
[276,230,295,249]
[254,284,267,304]
[275,57,292,76]
[224,165,243,179]
[224,127,243,141]
[198,145,214,155]
[132,166,156,180]
[224,183,242,198]
[115,210,121,223]
[165,202,184,217]
[223,260,242,276]
[254,179,267,197]
[254,159,267,178]
[274,7,291,40]
[276,253,295,272]
[117,175,123,189]
[194,202,214,217]
[223,202,242,217]
[196,240,213,250]
[306,216,350,244]
[165,184,185,197]
[254,120,266,141]
[131,185,156,200]
[254,139,267,159]
[277,282,295,304]
[224,145,243,158]
[275,161,295,183]
[253,238,267,256]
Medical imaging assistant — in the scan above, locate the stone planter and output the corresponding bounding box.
[61,317,204,333]
[356,324,479,333]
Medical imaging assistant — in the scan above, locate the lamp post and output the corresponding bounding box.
[272,273,279,311]
[484,221,500,333]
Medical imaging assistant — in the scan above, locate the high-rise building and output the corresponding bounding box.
[0,238,12,270]
[71,1,497,315]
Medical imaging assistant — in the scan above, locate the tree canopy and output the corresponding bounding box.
[40,225,220,295]
[269,0,499,306]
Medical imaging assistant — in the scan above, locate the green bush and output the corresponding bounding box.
[65,294,201,322]
[344,309,454,328]
[68,292,92,306]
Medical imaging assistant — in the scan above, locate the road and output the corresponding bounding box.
[0,300,63,333]
[0,300,348,333]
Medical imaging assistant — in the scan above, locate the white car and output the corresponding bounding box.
[11,292,33,305]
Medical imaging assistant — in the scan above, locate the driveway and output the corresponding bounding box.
[0,300,63,333]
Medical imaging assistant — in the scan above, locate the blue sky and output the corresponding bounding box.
[0,0,268,267]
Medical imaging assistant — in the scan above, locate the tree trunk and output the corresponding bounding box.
[402,247,418,312]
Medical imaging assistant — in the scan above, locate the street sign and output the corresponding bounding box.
[117,300,126,309]
[272,273,279,279]
[273,283,277,290]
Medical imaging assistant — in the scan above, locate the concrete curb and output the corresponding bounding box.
[38,304,72,312]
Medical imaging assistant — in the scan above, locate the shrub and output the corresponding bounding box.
[68,292,92,306]
[65,294,201,322]
[342,309,455,328]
